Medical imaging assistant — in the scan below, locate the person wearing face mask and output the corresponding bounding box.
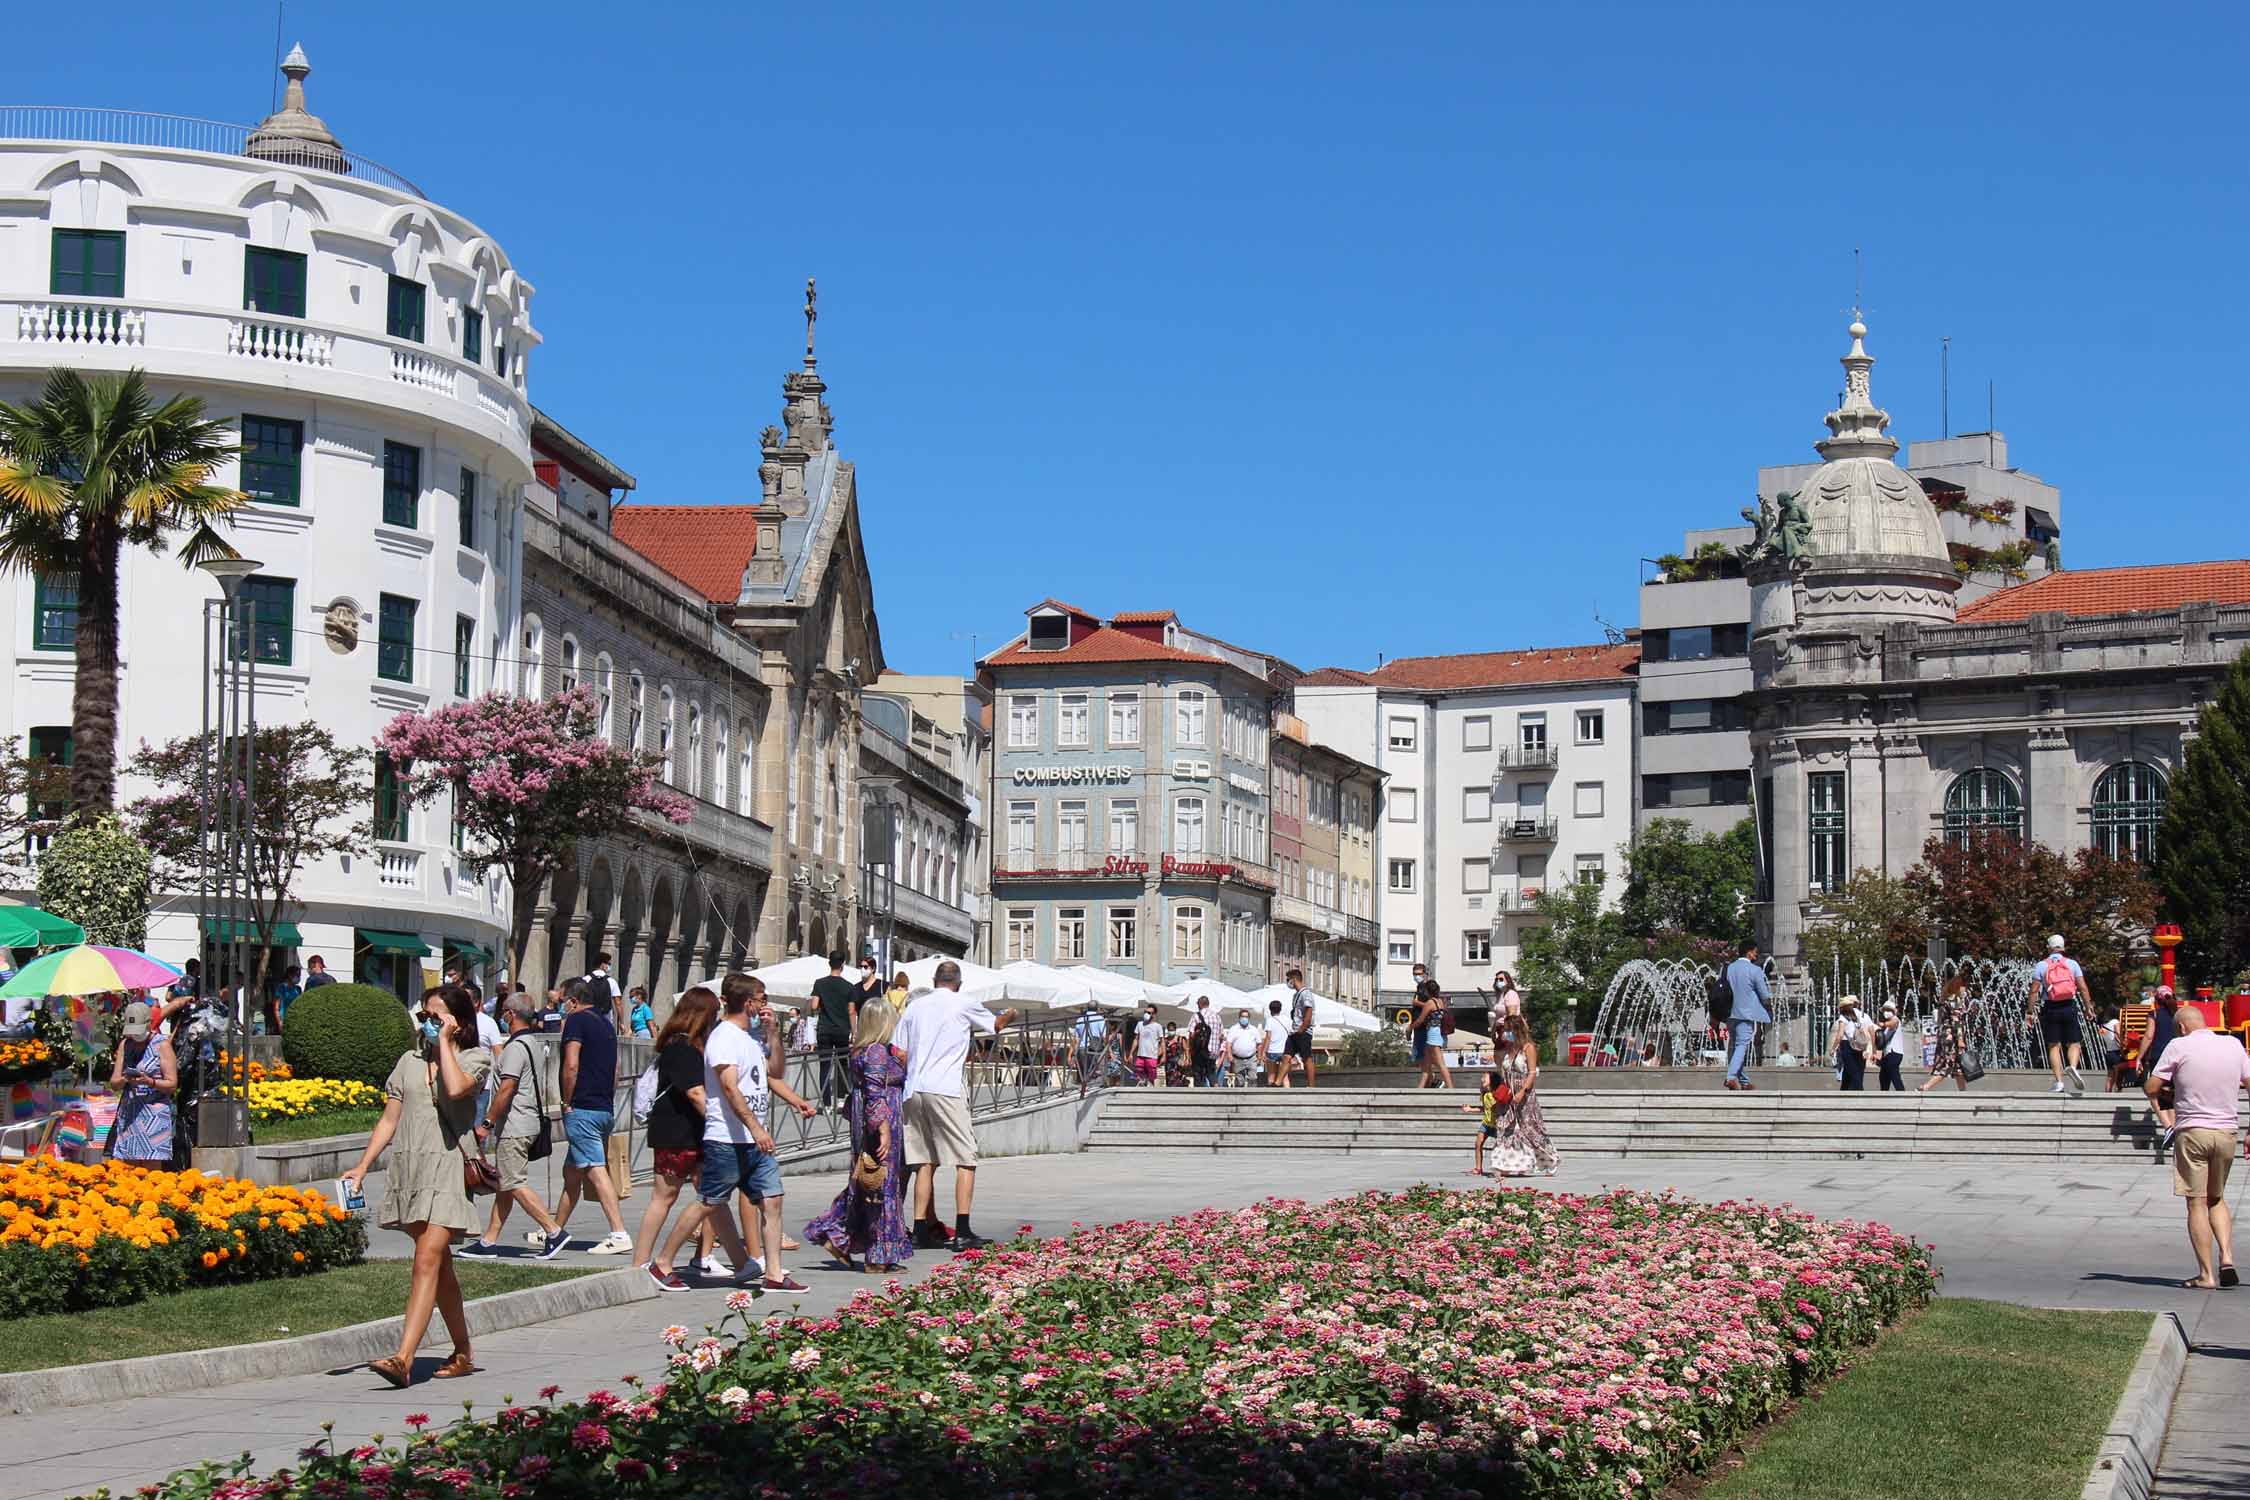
[340,985,493,1388]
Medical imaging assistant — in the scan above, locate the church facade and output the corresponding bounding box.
[1747,320,2250,969]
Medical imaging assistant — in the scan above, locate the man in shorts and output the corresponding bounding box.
[460,992,569,1258]
[1284,968,1318,1089]
[1263,999,1291,1086]
[1130,1004,1163,1085]
[892,961,1017,1251]
[2026,934,2089,1095]
[2145,1004,2250,1290]
[1225,1009,1264,1087]
[551,979,635,1253]
[663,975,815,1289]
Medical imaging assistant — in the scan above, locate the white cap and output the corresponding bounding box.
[2047,934,2066,952]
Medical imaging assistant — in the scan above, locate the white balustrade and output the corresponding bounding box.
[377,846,422,890]
[227,316,333,366]
[475,382,517,430]
[390,346,457,396]
[16,301,146,347]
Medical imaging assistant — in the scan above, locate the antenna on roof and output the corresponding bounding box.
[1940,335,1950,438]
[1593,608,1626,646]
[269,1,286,113]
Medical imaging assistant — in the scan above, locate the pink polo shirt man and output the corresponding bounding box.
[2150,1022,2250,1203]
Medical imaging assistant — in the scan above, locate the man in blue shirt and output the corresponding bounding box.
[1723,939,1771,1091]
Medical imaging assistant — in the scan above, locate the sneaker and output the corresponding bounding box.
[2050,1082,2068,1095]
[645,1263,689,1292]
[2066,1066,2086,1094]
[729,1260,768,1287]
[699,1254,734,1277]
[523,1229,548,1248]
[588,1231,634,1256]
[538,1229,571,1260]
[454,1239,499,1258]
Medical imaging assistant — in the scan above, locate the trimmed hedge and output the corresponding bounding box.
[280,983,414,1088]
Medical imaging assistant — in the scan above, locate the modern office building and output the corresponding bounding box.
[0,50,532,985]
[980,603,1288,991]
[1268,713,1382,1009]
[1745,316,2242,967]
[1297,645,1639,1007]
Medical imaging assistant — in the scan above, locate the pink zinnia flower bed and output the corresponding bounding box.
[145,1186,1935,1500]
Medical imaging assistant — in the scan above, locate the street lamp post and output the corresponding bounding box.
[196,556,261,1149]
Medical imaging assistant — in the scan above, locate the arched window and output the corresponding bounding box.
[686,703,703,797]
[713,717,729,809]
[1944,768,2023,845]
[594,654,614,740]
[658,686,676,783]
[626,671,645,750]
[558,635,580,693]
[2091,762,2167,862]
[521,615,543,698]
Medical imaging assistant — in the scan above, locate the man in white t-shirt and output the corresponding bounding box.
[891,961,1018,1251]
[659,974,814,1289]
[1225,1009,1264,1087]
[1263,999,1292,1087]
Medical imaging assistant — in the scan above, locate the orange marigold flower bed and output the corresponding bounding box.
[0,1158,364,1318]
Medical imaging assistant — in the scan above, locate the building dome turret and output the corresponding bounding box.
[1800,317,1952,566]
[244,44,348,175]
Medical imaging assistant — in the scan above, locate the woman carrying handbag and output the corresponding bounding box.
[341,985,492,1388]
[1830,995,1872,1091]
[803,998,913,1273]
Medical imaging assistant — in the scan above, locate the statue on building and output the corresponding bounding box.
[1738,494,1777,562]
[1738,489,1813,566]
[2042,536,2063,573]
[1777,490,1812,561]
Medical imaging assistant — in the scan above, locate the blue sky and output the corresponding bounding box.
[23,2,2247,674]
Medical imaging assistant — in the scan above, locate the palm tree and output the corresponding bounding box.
[0,369,242,818]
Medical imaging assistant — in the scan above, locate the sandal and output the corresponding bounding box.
[368,1355,412,1389]
[432,1352,480,1379]
[2180,1277,2220,1290]
[2221,1265,2240,1289]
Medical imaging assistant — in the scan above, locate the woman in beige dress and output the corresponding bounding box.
[342,985,492,1387]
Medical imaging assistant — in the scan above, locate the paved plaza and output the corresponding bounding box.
[4,1148,2244,1499]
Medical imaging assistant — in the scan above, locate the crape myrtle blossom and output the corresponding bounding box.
[138,1186,1934,1500]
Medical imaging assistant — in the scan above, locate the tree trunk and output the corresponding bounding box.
[508,856,542,992]
[69,525,123,818]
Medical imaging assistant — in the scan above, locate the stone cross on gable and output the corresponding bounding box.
[803,277,818,369]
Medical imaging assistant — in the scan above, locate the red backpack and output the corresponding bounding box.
[2043,956,2079,1002]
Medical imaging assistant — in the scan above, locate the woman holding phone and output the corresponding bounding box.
[341,985,492,1388]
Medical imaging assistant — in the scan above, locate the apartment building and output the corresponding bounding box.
[1268,715,1382,1009]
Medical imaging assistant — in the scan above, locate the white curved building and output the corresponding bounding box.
[0,51,534,991]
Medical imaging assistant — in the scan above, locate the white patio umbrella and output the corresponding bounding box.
[1058,964,1178,1009]
[898,955,1073,1010]
[1172,975,1255,1015]
[669,979,800,1013]
[740,954,838,1001]
[1239,982,1383,1033]
[995,960,1103,1009]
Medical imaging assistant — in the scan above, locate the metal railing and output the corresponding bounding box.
[1496,817,1559,846]
[1495,745,1561,772]
[0,106,427,197]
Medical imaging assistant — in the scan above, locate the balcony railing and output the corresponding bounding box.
[885,882,976,947]
[3,295,526,438]
[1272,892,1348,937]
[0,105,428,197]
[1496,817,1559,847]
[646,797,775,875]
[1344,914,1381,947]
[1492,886,1547,913]
[375,845,421,892]
[1495,744,1561,772]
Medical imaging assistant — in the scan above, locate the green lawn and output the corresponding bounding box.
[1699,1298,2149,1500]
[0,1261,596,1373]
[252,1106,384,1143]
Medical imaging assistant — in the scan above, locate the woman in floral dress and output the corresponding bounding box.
[106,1001,178,1169]
[1161,1023,1191,1088]
[805,999,912,1272]
[1491,1017,1558,1177]
[1918,975,1975,1092]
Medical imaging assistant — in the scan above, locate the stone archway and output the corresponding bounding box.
[674,876,706,992]
[808,913,829,962]
[732,894,755,971]
[536,861,582,996]
[647,874,678,1001]
[786,899,804,958]
[581,856,616,989]
[617,864,647,995]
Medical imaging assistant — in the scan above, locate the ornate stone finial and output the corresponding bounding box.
[1815,314,1898,462]
[244,42,347,175]
[803,277,818,370]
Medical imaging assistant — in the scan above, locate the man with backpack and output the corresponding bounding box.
[2027,934,2090,1095]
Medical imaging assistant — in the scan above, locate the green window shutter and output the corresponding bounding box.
[373,754,407,842]
[382,441,421,528]
[378,594,417,682]
[454,614,474,696]
[386,276,425,342]
[235,576,296,666]
[243,248,307,318]
[32,574,79,651]
[51,230,124,297]
[239,415,303,505]
[457,467,477,549]
[462,308,482,362]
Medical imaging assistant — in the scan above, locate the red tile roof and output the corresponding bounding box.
[985,624,1229,670]
[1302,643,1639,691]
[1109,609,1178,625]
[1955,561,2250,624]
[608,505,759,603]
[1027,598,1100,622]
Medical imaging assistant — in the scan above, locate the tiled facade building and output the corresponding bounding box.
[1268,715,1382,1008]
[981,603,1287,990]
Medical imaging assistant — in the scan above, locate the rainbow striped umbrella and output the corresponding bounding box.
[0,945,184,998]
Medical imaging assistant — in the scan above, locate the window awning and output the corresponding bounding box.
[0,906,85,949]
[446,942,494,965]
[202,917,304,947]
[358,929,431,957]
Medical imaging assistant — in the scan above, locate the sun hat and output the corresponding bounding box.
[1880,1004,1898,1018]
[2047,934,2066,951]
[2156,984,2176,1002]
[1838,994,1861,1011]
[120,999,154,1041]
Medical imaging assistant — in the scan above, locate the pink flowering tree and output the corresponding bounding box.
[377,687,692,980]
